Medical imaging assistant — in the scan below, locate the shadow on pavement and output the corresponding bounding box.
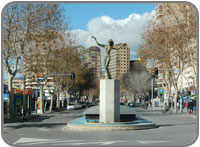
[4,115,55,124]
[5,122,67,129]
[157,122,197,128]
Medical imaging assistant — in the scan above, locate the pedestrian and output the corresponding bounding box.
[164,103,168,113]
[16,105,21,115]
[190,101,194,114]
[185,100,189,112]
[189,100,194,114]
[182,101,185,109]
[145,101,148,109]
[21,106,25,123]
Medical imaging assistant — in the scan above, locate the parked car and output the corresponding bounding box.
[76,104,82,109]
[120,102,125,105]
[88,102,96,108]
[135,103,141,107]
[67,104,76,110]
[78,102,87,108]
[128,102,135,107]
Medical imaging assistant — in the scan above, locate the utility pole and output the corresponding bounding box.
[151,76,154,108]
[151,59,155,109]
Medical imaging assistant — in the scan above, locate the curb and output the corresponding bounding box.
[64,116,156,131]
[65,123,156,131]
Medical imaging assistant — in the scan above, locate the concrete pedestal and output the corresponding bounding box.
[100,79,120,123]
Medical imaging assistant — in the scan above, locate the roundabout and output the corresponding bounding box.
[65,116,156,131]
[64,106,156,131]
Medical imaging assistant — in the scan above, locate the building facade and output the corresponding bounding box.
[155,3,197,94]
[109,43,130,79]
[24,57,55,90]
[85,46,101,79]
[4,77,24,89]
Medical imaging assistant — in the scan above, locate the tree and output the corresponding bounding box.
[3,3,70,116]
[47,43,97,109]
[138,3,197,112]
[123,71,151,103]
[3,3,39,117]
[164,4,197,88]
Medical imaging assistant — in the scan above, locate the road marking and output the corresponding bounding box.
[38,127,49,131]
[137,140,174,144]
[68,114,83,117]
[14,138,55,144]
[14,137,126,145]
[15,138,173,145]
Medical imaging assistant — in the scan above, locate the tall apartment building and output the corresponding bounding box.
[3,77,24,89]
[109,43,130,79]
[85,46,101,79]
[155,3,197,91]
[24,54,55,91]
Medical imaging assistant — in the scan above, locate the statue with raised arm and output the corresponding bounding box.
[92,36,125,79]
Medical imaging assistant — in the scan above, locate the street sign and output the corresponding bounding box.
[160,89,164,96]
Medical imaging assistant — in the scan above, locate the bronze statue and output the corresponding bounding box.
[92,36,125,79]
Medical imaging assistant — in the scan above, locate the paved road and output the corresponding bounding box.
[2,107,198,146]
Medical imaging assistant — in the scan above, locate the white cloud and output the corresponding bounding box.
[71,11,155,60]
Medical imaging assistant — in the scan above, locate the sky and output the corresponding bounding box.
[3,3,156,80]
[64,3,156,30]
[63,3,156,60]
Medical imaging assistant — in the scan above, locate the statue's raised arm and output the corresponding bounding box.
[112,43,125,50]
[91,36,105,48]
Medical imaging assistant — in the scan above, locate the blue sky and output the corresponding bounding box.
[63,3,156,30]
[63,3,156,62]
[3,3,156,80]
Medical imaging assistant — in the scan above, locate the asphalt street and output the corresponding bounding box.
[2,106,198,146]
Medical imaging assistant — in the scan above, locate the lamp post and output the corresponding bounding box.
[151,76,154,108]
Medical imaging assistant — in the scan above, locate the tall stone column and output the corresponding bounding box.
[100,79,120,123]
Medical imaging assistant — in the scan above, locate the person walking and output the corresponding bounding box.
[190,101,194,114]
[164,103,169,113]
[185,100,189,112]
[21,106,25,123]
[189,100,194,114]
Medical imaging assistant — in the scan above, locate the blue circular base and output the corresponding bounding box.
[65,116,156,131]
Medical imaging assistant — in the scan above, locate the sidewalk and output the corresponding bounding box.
[4,113,40,123]
[3,108,68,123]
[147,106,197,118]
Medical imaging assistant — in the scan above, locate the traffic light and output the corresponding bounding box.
[71,73,75,80]
[154,67,158,76]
